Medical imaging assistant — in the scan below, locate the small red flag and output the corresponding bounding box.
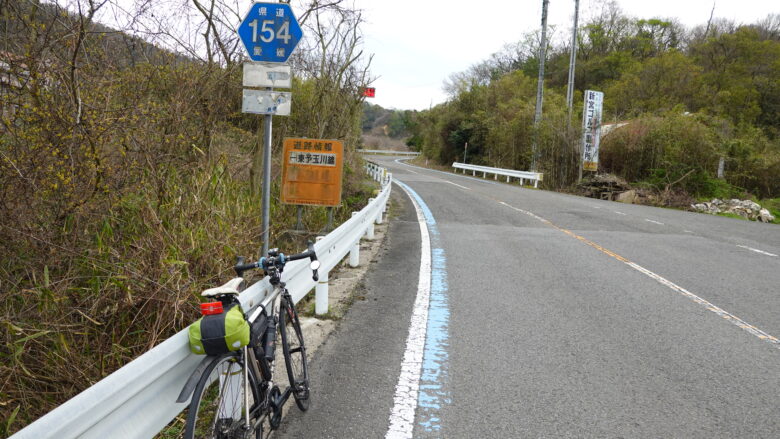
[362,87,376,98]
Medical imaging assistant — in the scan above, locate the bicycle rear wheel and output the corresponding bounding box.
[279,296,310,411]
[184,353,261,439]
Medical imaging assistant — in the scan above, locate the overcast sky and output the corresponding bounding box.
[358,0,779,111]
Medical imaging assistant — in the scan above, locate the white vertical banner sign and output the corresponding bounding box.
[581,90,604,172]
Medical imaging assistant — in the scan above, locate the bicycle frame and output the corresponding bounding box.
[241,284,284,429]
[228,283,299,432]
[177,284,285,420]
[179,243,316,438]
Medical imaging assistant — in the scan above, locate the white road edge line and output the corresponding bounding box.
[498,200,780,349]
[614,211,627,215]
[626,261,779,345]
[386,182,432,438]
[645,219,664,225]
[737,245,778,257]
[443,180,470,190]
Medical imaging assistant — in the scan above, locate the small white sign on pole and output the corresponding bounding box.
[242,89,292,116]
[581,90,604,172]
[243,62,292,88]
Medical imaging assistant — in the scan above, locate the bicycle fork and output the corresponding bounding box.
[244,346,250,431]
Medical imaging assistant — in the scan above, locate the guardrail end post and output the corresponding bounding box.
[315,268,329,315]
[534,180,539,188]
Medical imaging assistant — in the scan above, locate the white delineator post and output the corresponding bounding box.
[315,236,329,315]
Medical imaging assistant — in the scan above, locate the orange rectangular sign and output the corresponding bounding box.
[281,138,344,206]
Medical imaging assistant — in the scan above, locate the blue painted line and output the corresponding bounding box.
[394,180,450,432]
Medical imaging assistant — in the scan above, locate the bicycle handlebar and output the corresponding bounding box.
[234,242,319,282]
[285,241,319,281]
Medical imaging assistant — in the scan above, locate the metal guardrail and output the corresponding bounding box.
[452,162,543,188]
[357,149,419,156]
[11,166,393,439]
[366,161,390,183]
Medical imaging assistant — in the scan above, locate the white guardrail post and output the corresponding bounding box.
[11,162,393,439]
[366,198,376,240]
[315,235,328,315]
[349,212,360,267]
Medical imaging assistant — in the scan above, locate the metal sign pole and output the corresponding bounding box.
[261,113,272,258]
[295,206,304,231]
[238,0,302,258]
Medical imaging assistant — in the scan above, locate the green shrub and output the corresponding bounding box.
[601,112,719,195]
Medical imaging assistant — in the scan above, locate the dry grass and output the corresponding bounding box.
[0,125,377,434]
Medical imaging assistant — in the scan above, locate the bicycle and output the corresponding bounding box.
[176,242,320,439]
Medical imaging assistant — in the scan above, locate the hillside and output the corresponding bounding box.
[407,7,780,205]
[361,102,416,150]
[0,0,374,433]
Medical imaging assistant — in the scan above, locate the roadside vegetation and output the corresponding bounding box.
[0,0,374,433]
[403,1,780,210]
[361,103,416,151]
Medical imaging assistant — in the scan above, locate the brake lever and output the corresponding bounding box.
[307,241,319,282]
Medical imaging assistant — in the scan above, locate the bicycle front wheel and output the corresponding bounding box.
[184,353,261,439]
[279,296,310,411]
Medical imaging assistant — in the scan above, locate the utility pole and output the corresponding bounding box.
[567,0,583,183]
[463,142,469,164]
[532,0,550,172]
[566,0,580,124]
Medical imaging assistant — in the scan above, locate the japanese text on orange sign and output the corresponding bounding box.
[281,138,344,206]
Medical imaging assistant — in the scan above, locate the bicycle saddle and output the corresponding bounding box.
[201,277,244,297]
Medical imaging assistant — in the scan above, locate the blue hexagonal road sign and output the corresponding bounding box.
[238,2,303,63]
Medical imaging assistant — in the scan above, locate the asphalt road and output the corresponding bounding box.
[279,157,780,438]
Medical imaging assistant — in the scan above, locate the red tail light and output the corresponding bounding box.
[200,302,223,315]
